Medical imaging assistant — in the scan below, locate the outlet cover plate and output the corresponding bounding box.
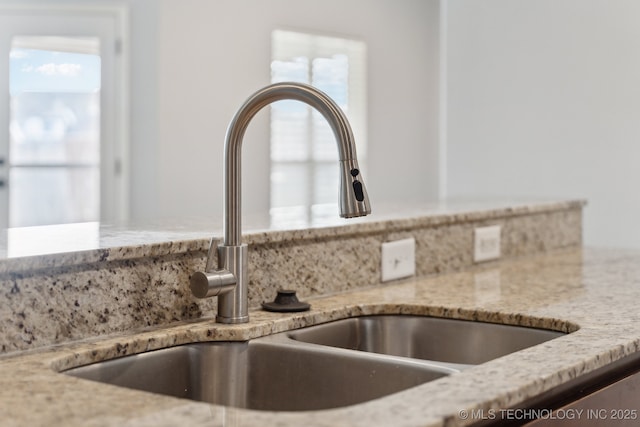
[381,238,416,282]
[474,225,501,262]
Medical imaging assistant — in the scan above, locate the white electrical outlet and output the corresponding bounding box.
[381,238,416,282]
[474,225,501,262]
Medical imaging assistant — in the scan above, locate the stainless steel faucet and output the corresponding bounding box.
[190,82,371,324]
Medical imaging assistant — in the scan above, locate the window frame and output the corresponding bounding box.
[270,29,367,225]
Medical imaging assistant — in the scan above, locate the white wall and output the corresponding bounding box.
[6,1,638,250]
[446,0,640,248]
[127,0,160,221]
[0,0,441,225]
[153,0,441,220]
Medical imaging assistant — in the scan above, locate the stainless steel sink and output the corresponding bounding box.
[288,315,566,365]
[64,315,566,411]
[64,333,455,411]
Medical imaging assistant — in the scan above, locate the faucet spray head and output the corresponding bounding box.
[339,159,371,218]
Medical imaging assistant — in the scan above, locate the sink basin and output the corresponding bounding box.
[64,315,566,411]
[288,315,566,365]
[64,333,454,411]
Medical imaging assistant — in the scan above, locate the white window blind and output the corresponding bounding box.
[270,30,366,227]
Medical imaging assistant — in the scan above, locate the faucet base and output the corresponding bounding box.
[215,314,250,324]
[216,243,249,323]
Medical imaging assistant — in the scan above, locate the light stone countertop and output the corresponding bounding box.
[0,199,580,272]
[2,246,640,427]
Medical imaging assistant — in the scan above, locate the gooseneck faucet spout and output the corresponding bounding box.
[190,82,371,324]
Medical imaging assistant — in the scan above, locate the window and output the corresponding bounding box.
[270,30,366,227]
[0,7,126,229]
[9,36,101,227]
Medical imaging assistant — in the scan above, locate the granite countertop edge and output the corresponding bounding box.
[0,199,586,275]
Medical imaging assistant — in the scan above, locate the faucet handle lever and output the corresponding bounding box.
[205,237,221,272]
[190,238,237,299]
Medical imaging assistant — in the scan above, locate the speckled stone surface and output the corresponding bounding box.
[0,200,584,354]
[2,248,640,427]
[0,200,584,272]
